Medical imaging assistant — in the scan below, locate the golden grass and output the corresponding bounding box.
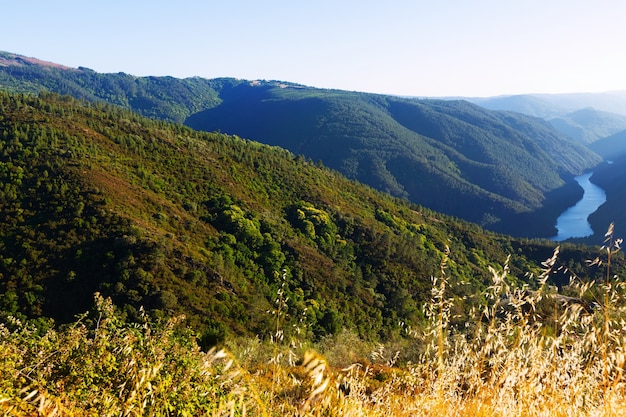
[2,228,626,416]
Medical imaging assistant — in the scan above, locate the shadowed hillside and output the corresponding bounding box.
[0,52,601,237]
[589,128,626,159]
[549,107,626,144]
[185,82,600,233]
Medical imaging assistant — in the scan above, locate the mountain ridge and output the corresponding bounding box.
[3,90,603,341]
[548,107,626,144]
[467,91,626,118]
[0,51,74,70]
[0,51,602,237]
[184,83,600,234]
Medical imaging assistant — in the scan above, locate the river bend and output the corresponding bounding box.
[552,172,606,241]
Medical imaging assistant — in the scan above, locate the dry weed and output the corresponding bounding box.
[3,228,626,416]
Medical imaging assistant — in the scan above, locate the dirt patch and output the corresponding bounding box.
[0,52,74,70]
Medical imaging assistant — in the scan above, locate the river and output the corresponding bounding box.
[552,172,606,241]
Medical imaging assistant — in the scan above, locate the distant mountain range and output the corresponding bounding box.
[467,91,626,118]
[0,51,612,239]
[183,84,601,236]
[467,93,626,145]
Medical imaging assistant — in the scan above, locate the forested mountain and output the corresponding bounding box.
[0,52,602,237]
[469,91,626,118]
[548,108,626,144]
[0,51,222,124]
[469,93,626,146]
[185,84,601,235]
[0,92,609,343]
[589,128,626,160]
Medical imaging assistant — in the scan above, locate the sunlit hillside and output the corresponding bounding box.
[0,52,603,237]
[3,237,626,416]
[0,76,624,417]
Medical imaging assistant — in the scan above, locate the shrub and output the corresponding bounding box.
[3,229,626,416]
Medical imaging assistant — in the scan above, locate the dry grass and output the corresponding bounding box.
[2,228,626,416]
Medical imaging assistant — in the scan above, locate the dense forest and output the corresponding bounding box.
[4,53,626,416]
[0,52,603,237]
[0,91,616,345]
[5,51,626,417]
[185,84,601,236]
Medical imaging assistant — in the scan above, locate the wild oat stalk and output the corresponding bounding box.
[299,351,331,416]
[421,245,453,402]
[587,223,626,414]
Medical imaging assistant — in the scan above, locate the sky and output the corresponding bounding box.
[4,0,626,97]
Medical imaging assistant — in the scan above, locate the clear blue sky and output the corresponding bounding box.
[4,0,626,97]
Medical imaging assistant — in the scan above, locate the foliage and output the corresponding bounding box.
[0,294,265,416]
[0,91,619,343]
[2,241,626,416]
[0,52,601,236]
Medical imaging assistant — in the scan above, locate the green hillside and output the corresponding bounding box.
[0,91,610,343]
[589,128,626,159]
[0,52,601,237]
[0,51,221,123]
[549,107,626,144]
[185,82,600,234]
[587,157,626,240]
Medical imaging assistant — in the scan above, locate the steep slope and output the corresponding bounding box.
[0,91,574,342]
[549,108,626,144]
[185,83,600,232]
[0,52,601,236]
[588,128,626,159]
[587,157,626,241]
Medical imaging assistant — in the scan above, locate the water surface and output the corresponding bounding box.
[552,172,606,241]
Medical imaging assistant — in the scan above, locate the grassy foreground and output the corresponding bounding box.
[2,231,626,416]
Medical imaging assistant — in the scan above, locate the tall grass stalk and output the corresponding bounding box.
[595,223,625,415]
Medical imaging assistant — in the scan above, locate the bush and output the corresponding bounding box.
[3,233,626,416]
[0,294,262,416]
